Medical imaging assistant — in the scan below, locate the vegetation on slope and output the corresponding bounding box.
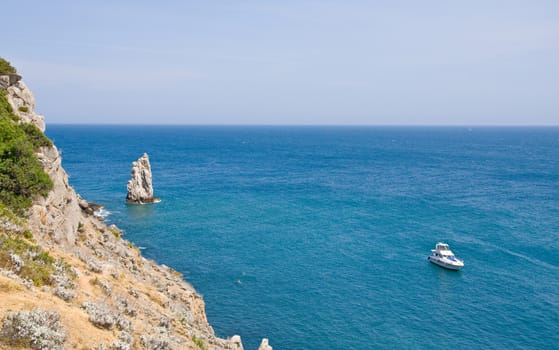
[0,58,16,75]
[0,89,53,214]
[0,234,55,286]
[0,59,60,286]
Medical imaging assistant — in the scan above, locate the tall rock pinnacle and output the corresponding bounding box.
[126,153,159,204]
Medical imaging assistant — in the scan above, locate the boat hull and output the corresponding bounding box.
[428,256,463,271]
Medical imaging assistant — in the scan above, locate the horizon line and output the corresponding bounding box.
[46,123,559,127]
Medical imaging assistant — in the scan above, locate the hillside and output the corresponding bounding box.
[0,58,271,350]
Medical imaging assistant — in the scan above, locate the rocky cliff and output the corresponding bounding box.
[0,71,271,350]
[1,75,45,132]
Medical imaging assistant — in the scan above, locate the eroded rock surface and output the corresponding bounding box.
[3,77,46,132]
[126,153,159,204]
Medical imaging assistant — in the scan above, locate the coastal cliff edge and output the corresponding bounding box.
[0,64,270,350]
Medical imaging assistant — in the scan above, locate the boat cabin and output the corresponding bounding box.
[433,243,455,257]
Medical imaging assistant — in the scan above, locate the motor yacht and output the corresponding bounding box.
[428,242,464,270]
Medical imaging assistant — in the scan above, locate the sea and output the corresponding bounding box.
[46,125,559,350]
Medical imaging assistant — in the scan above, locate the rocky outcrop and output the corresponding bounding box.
[230,335,244,350]
[78,198,104,216]
[2,76,46,132]
[126,153,159,204]
[0,73,21,87]
[1,78,83,248]
[0,73,273,349]
[28,145,84,248]
[258,339,273,350]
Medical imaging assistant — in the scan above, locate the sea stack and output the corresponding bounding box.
[258,339,273,350]
[126,153,159,203]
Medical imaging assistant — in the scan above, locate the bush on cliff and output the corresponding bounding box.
[0,58,16,75]
[0,89,53,214]
[0,234,56,286]
[0,309,66,350]
[0,88,14,115]
[20,123,53,148]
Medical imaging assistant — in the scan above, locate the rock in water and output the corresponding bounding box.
[126,153,159,204]
[258,338,273,350]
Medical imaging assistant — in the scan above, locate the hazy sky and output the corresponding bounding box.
[3,1,559,125]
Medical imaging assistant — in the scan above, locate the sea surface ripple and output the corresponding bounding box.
[47,126,559,350]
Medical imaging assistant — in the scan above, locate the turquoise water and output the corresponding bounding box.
[47,126,559,349]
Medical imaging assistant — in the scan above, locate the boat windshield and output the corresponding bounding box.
[436,244,449,250]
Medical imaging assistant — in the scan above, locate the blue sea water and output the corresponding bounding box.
[46,126,559,350]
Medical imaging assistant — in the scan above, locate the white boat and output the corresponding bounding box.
[428,242,464,270]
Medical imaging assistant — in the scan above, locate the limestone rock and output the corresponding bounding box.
[4,78,46,132]
[0,74,10,89]
[258,338,272,350]
[7,79,85,248]
[0,74,21,89]
[229,335,244,350]
[78,198,104,216]
[126,153,159,204]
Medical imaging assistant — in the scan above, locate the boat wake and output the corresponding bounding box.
[456,237,559,271]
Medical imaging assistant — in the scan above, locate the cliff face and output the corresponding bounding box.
[3,77,46,132]
[0,75,262,350]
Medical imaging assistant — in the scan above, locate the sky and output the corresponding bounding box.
[3,0,559,125]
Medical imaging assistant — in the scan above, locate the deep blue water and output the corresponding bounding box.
[46,126,559,350]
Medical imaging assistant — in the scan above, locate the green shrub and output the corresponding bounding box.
[192,335,207,350]
[0,58,16,75]
[20,260,54,286]
[20,123,53,148]
[0,89,53,214]
[0,89,13,115]
[0,234,57,286]
[18,106,28,113]
[23,230,33,240]
[0,202,23,227]
[109,226,121,238]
